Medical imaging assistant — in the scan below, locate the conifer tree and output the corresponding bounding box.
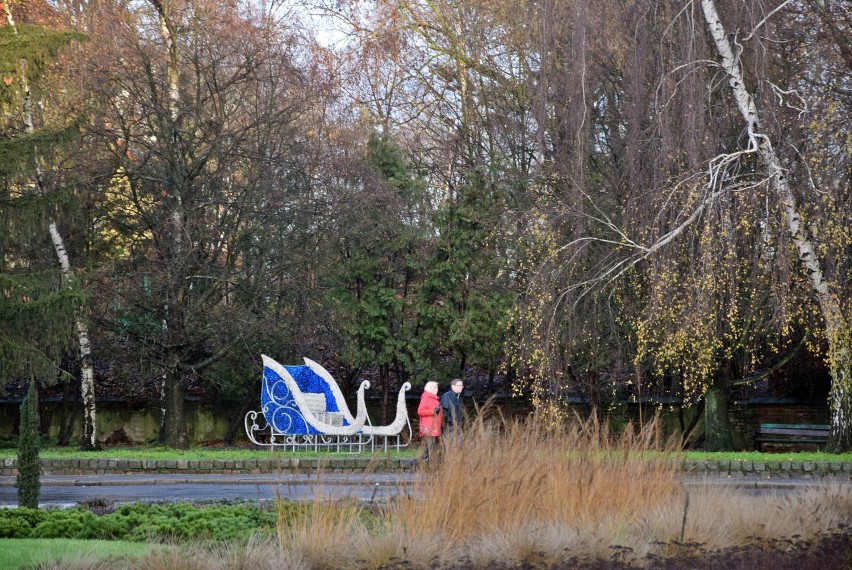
[329,134,427,415]
[16,380,40,509]
[0,1,97,449]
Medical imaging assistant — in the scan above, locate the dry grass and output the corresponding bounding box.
[277,496,366,569]
[265,411,691,568]
[375,412,682,566]
[127,535,307,570]
[44,410,852,569]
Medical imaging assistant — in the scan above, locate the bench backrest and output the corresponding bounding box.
[757,423,829,431]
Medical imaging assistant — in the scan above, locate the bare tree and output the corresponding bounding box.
[84,0,321,448]
[509,1,828,451]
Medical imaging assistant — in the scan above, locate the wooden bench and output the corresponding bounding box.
[753,423,830,450]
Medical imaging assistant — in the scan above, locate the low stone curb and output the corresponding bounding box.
[2,457,852,479]
[679,459,852,479]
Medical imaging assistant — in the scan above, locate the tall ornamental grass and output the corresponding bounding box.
[275,411,851,569]
[281,411,685,568]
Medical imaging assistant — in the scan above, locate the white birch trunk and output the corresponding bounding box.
[701,0,851,451]
[49,223,98,450]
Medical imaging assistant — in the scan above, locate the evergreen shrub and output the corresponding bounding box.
[0,502,279,542]
[16,382,40,509]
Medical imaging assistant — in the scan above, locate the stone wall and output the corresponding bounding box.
[0,400,239,445]
[0,397,831,450]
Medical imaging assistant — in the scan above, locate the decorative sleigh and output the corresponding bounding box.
[244,355,412,452]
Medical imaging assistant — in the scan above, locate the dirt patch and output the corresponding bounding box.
[374,530,852,570]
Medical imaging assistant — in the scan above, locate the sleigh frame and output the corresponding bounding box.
[244,355,412,452]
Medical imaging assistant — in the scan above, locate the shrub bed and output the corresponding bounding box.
[0,501,280,542]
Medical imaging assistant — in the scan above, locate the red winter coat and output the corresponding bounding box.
[417,391,443,437]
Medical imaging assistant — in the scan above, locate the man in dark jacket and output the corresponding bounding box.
[440,379,464,435]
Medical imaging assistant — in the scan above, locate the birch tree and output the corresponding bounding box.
[521,0,849,450]
[506,0,828,451]
[0,1,98,450]
[700,0,851,450]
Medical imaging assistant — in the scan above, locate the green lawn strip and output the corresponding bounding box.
[680,450,852,462]
[0,538,157,569]
[589,450,852,462]
[0,446,416,461]
[1,446,849,464]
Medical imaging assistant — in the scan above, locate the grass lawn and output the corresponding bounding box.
[678,449,852,462]
[0,445,417,461]
[0,445,849,462]
[0,538,156,569]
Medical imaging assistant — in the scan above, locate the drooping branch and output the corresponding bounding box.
[543,151,752,313]
[700,0,835,310]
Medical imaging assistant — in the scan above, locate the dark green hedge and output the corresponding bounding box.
[0,502,279,542]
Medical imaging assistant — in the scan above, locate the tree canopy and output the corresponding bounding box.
[1,0,850,450]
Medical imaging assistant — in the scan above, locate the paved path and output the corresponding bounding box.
[0,473,419,508]
[2,472,849,508]
[681,476,852,495]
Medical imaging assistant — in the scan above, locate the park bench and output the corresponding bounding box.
[753,423,830,450]
[244,355,412,452]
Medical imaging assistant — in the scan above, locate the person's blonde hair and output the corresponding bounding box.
[424,381,439,394]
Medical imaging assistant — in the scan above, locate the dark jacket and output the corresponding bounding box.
[440,390,463,431]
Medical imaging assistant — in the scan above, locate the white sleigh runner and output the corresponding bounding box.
[244,355,412,451]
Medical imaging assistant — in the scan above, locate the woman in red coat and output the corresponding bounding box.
[416,381,442,467]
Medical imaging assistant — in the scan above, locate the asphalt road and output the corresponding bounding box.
[1,473,848,508]
[0,473,418,508]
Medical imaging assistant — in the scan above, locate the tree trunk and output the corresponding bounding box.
[704,369,733,451]
[49,223,99,451]
[342,366,361,401]
[56,371,79,447]
[160,289,189,448]
[224,389,254,446]
[505,364,515,415]
[827,341,852,451]
[682,399,706,450]
[381,364,389,425]
[152,0,190,450]
[701,0,851,451]
[163,368,188,449]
